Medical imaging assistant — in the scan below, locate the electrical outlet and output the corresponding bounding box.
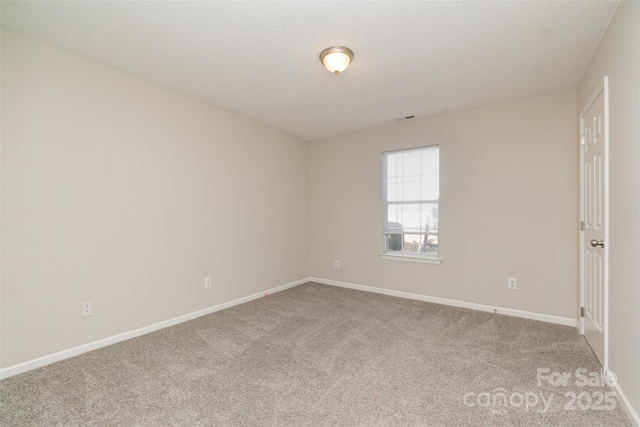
[204,277,212,289]
[508,278,517,290]
[82,301,93,317]
[334,260,340,268]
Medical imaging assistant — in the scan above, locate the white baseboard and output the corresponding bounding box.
[607,368,640,426]
[309,277,578,327]
[0,277,308,380]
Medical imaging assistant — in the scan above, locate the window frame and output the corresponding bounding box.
[380,145,442,264]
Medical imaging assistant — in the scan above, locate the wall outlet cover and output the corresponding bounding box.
[82,301,93,317]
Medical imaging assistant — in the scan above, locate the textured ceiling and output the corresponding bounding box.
[1,1,619,141]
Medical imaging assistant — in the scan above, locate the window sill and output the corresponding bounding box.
[379,253,442,264]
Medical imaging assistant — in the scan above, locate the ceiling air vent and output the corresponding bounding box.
[395,115,415,122]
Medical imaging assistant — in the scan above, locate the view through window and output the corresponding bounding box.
[383,145,439,258]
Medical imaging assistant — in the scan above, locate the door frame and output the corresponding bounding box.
[578,76,609,369]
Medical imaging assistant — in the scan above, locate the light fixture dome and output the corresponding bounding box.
[319,46,354,74]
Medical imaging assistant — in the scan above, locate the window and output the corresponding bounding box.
[382,145,440,262]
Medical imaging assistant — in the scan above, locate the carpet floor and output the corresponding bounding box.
[0,282,632,426]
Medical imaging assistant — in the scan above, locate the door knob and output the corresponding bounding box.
[590,239,604,248]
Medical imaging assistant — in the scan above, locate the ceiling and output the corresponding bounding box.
[1,1,619,141]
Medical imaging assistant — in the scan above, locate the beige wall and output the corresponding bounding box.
[0,29,309,368]
[578,0,640,418]
[310,90,578,318]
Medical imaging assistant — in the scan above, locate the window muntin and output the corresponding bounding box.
[383,145,439,258]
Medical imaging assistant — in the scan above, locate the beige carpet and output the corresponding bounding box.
[0,282,632,426]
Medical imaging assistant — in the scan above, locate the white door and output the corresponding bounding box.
[580,77,609,366]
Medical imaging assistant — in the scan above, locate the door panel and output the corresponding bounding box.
[581,81,608,366]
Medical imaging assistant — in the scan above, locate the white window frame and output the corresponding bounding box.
[380,145,442,264]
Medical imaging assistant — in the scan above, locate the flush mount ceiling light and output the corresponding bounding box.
[319,46,354,74]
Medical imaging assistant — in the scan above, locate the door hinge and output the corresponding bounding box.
[580,135,586,145]
[580,307,585,317]
[580,221,585,231]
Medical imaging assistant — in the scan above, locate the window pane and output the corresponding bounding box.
[402,234,422,252]
[385,232,439,254]
[405,234,438,254]
[386,203,438,234]
[386,146,438,202]
[421,148,439,200]
[386,233,403,251]
[421,234,438,255]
